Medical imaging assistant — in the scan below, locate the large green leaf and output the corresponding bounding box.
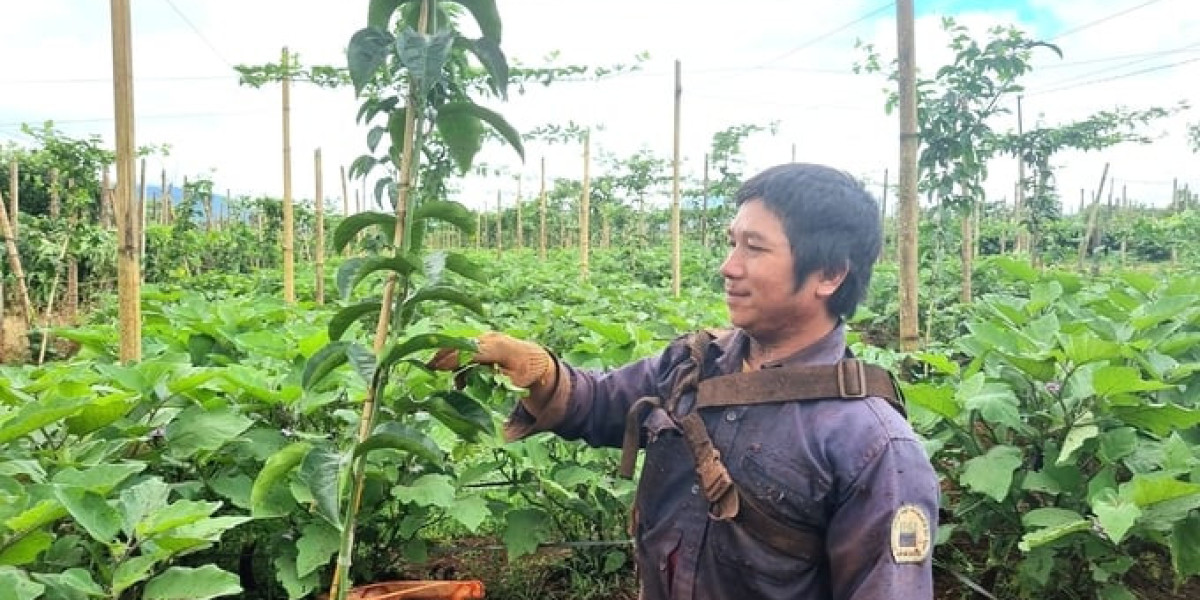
[302,341,350,390]
[250,442,312,518]
[439,101,525,166]
[295,521,340,579]
[503,507,551,561]
[457,35,509,98]
[1092,488,1141,544]
[426,391,494,441]
[0,530,52,566]
[30,568,105,598]
[1112,403,1200,437]
[142,565,241,600]
[443,252,488,283]
[334,211,396,253]
[139,499,221,538]
[958,373,1022,431]
[1171,512,1200,579]
[449,496,490,532]
[0,395,93,444]
[274,553,319,600]
[298,446,345,530]
[328,302,382,342]
[901,383,960,420]
[346,343,378,387]
[119,478,171,537]
[0,568,44,600]
[368,0,404,29]
[65,392,136,435]
[413,200,475,234]
[53,487,121,544]
[435,104,485,173]
[1057,423,1099,466]
[1058,331,1122,366]
[112,554,162,596]
[53,463,146,495]
[347,27,395,95]
[959,445,1023,502]
[378,333,475,373]
[355,421,444,464]
[403,285,485,318]
[392,474,455,508]
[164,406,253,459]
[1092,365,1173,397]
[449,0,502,41]
[396,29,454,96]
[1120,473,1200,507]
[346,254,421,295]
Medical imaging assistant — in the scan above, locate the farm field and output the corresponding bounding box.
[3,1,1200,600]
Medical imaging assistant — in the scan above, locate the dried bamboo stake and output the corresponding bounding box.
[281,46,296,304]
[538,156,546,259]
[49,168,60,218]
[495,190,502,257]
[700,153,709,248]
[112,0,140,362]
[670,59,682,298]
[1077,163,1110,271]
[580,129,591,280]
[341,165,350,256]
[0,191,33,325]
[160,169,168,224]
[138,158,146,264]
[8,158,17,239]
[515,176,523,249]
[314,148,325,305]
[37,233,73,365]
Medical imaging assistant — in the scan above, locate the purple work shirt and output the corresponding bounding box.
[515,324,938,600]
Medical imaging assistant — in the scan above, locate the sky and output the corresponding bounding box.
[1,0,1197,215]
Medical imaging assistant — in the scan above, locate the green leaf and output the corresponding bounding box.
[1112,403,1200,437]
[1170,512,1200,579]
[53,462,146,495]
[0,529,52,566]
[347,254,420,295]
[1097,584,1136,600]
[4,500,67,535]
[503,508,550,561]
[403,285,485,318]
[413,200,476,234]
[367,0,403,29]
[1092,365,1173,396]
[143,565,241,599]
[915,352,959,376]
[347,27,395,95]
[119,478,171,537]
[1120,473,1200,507]
[139,499,220,538]
[31,568,105,598]
[0,568,44,600]
[435,103,485,173]
[449,496,490,532]
[299,446,345,530]
[251,442,312,518]
[273,554,319,600]
[1057,424,1099,466]
[1098,427,1138,464]
[1023,507,1087,529]
[449,0,502,41]
[295,521,340,578]
[387,109,407,161]
[439,101,524,167]
[302,341,350,390]
[112,554,161,596]
[333,211,396,253]
[458,35,508,98]
[393,474,455,508]
[1018,516,1090,552]
[355,421,444,464]
[65,392,136,435]
[396,29,454,96]
[0,395,93,444]
[901,383,960,419]
[53,487,122,544]
[165,406,253,459]
[328,302,381,342]
[990,255,1038,283]
[958,373,1021,431]
[378,333,475,373]
[1092,489,1141,544]
[1059,331,1122,366]
[960,445,1023,502]
[443,252,488,283]
[345,343,377,386]
[602,549,627,574]
[427,391,494,440]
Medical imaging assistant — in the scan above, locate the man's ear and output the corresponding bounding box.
[815,265,848,299]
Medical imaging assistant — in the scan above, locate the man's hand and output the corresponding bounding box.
[473,332,554,389]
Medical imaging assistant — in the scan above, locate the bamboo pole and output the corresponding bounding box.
[700,153,710,248]
[49,168,60,219]
[315,148,325,305]
[160,168,168,224]
[138,158,146,262]
[880,168,889,261]
[0,191,33,325]
[538,156,546,260]
[960,194,973,304]
[476,211,482,249]
[515,176,523,249]
[37,233,72,365]
[1078,163,1110,271]
[8,158,17,239]
[341,165,350,256]
[111,0,140,362]
[1015,95,1027,254]
[580,129,591,280]
[281,46,296,304]
[495,190,502,257]
[896,0,920,352]
[670,59,682,298]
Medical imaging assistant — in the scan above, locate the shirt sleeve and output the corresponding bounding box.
[825,424,940,600]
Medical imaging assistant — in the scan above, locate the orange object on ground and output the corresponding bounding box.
[338,580,485,600]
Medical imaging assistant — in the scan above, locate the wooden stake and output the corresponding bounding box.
[8,158,17,240]
[538,156,546,259]
[701,153,709,248]
[495,190,502,257]
[1015,94,1026,254]
[111,0,140,361]
[340,165,350,256]
[138,158,146,262]
[160,168,168,224]
[580,129,591,280]
[1078,163,1109,271]
[880,168,889,261]
[315,149,325,305]
[49,168,60,219]
[896,0,920,352]
[281,46,296,304]
[0,191,33,325]
[670,59,682,298]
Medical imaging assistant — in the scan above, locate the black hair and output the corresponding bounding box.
[734,163,882,318]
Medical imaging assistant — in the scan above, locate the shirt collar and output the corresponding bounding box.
[713,322,847,371]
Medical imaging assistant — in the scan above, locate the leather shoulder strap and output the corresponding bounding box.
[696,359,906,416]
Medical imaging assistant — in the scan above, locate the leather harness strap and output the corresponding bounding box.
[619,330,907,563]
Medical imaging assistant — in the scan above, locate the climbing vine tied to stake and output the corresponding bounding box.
[261,1,524,599]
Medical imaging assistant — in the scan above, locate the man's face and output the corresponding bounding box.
[720,199,838,341]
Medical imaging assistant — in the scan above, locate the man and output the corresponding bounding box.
[463,163,938,599]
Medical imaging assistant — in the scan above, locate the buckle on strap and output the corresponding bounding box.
[837,359,867,399]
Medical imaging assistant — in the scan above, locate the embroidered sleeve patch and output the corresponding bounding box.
[890,504,931,564]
